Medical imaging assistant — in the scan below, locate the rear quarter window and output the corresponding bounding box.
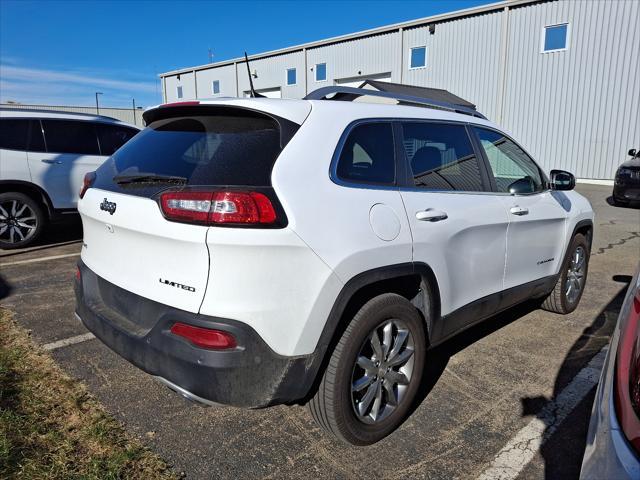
[336,122,395,185]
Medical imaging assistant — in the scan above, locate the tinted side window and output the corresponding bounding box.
[401,122,484,191]
[42,120,100,155]
[0,119,29,150]
[473,127,543,194]
[28,120,46,152]
[96,124,138,156]
[336,123,395,184]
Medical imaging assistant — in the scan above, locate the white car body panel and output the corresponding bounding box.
[401,191,509,315]
[79,188,210,314]
[0,148,31,183]
[199,227,343,356]
[499,191,569,290]
[27,151,105,209]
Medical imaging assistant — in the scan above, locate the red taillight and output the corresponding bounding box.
[170,322,236,350]
[614,287,640,453]
[75,267,81,282]
[159,190,277,226]
[79,171,96,199]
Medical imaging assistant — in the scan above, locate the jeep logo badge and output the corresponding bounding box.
[100,198,117,215]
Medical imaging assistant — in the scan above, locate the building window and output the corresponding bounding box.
[409,46,427,69]
[286,68,297,86]
[212,80,220,95]
[176,85,183,99]
[542,23,569,52]
[315,63,327,82]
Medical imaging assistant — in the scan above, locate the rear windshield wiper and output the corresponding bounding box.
[113,173,188,185]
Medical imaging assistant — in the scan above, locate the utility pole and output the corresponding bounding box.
[132,98,136,125]
[208,47,213,63]
[95,92,103,114]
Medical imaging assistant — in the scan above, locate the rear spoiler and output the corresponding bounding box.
[142,103,301,149]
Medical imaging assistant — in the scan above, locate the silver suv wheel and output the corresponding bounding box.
[0,193,45,249]
[565,245,586,305]
[351,319,415,424]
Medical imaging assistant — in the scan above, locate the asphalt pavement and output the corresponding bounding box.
[1,184,638,480]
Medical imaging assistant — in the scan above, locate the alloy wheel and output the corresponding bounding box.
[565,245,586,305]
[350,319,415,424]
[0,199,38,245]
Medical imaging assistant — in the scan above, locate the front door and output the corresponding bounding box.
[472,127,568,290]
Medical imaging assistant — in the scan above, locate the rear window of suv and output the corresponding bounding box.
[102,115,281,187]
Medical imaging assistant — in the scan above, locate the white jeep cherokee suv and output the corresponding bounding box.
[0,108,139,248]
[74,88,594,445]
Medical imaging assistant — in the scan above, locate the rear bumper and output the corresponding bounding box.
[74,260,315,408]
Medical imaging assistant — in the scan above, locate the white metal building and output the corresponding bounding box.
[160,0,639,180]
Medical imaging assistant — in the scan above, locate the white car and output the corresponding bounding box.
[0,108,140,248]
[74,88,594,445]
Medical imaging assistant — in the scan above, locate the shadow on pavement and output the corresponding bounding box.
[0,275,12,301]
[524,276,630,479]
[410,298,541,416]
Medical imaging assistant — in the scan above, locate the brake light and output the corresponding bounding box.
[79,171,96,199]
[160,101,200,107]
[614,284,640,453]
[75,267,81,282]
[170,322,236,350]
[159,190,277,226]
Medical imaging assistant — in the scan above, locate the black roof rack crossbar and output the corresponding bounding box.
[304,86,486,120]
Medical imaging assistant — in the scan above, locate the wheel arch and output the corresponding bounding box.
[0,180,54,219]
[297,262,441,403]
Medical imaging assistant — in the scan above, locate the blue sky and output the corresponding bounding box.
[0,0,493,108]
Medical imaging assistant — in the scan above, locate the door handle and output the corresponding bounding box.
[510,206,529,216]
[416,209,448,222]
[41,159,62,165]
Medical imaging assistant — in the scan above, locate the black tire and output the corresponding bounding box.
[307,293,426,445]
[0,192,45,249]
[613,197,629,207]
[541,233,589,314]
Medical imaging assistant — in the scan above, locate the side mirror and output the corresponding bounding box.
[629,148,638,157]
[550,169,575,191]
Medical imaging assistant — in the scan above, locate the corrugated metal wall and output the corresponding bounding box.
[160,0,640,179]
[0,103,144,126]
[502,0,640,179]
[307,31,399,88]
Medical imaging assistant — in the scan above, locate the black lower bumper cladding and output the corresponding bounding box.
[74,261,314,408]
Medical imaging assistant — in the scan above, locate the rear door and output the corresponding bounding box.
[80,106,293,313]
[398,121,508,333]
[472,126,567,290]
[28,119,107,209]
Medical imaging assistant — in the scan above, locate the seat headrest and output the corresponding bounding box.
[412,146,442,174]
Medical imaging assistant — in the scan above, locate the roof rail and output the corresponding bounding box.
[304,86,487,120]
[0,106,121,122]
